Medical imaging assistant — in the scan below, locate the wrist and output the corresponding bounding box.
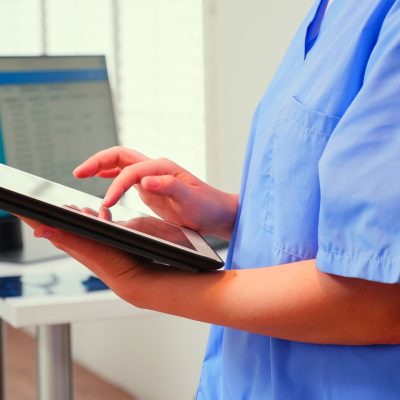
[209,192,238,241]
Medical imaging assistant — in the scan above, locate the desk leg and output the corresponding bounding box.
[0,320,5,400]
[37,324,73,400]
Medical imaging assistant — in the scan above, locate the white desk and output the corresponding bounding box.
[0,255,147,400]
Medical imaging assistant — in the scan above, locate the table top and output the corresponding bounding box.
[0,255,148,328]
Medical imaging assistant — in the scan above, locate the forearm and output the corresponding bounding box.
[128,259,400,345]
[22,216,400,345]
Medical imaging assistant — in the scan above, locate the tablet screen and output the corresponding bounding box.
[65,205,195,250]
[0,164,196,251]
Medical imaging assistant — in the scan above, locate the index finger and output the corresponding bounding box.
[102,158,180,207]
[73,147,149,178]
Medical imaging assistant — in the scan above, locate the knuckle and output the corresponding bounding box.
[157,157,177,169]
[51,237,65,250]
[157,157,170,164]
[124,164,138,175]
[98,146,114,156]
[53,243,65,251]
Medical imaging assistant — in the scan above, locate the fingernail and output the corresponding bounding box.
[73,167,84,177]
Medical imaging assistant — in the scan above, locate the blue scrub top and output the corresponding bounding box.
[197,0,400,398]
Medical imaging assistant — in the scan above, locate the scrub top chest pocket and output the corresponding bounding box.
[265,96,341,260]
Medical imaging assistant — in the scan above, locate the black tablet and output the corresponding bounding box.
[0,164,224,272]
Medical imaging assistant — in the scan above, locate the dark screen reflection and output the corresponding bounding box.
[65,205,195,250]
[118,216,195,250]
[0,273,109,298]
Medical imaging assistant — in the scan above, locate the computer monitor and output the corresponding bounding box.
[0,55,119,261]
[0,55,118,195]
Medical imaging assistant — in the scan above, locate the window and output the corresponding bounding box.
[0,0,206,209]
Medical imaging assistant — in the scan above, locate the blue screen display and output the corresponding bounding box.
[0,69,107,85]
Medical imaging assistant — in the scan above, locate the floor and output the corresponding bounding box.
[3,325,135,400]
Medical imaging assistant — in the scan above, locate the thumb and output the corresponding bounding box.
[141,175,192,200]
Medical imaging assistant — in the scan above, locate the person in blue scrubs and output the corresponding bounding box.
[21,0,400,398]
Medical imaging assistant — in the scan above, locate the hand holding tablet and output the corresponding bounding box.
[73,146,238,241]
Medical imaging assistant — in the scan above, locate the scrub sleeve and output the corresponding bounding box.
[317,4,400,283]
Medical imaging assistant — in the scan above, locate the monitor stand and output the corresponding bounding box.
[0,217,65,264]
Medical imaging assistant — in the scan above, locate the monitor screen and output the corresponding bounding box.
[0,56,118,199]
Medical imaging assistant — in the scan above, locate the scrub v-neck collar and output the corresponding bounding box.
[303,0,330,59]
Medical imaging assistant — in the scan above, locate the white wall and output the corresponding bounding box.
[72,1,314,399]
[204,0,314,192]
[72,314,210,400]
